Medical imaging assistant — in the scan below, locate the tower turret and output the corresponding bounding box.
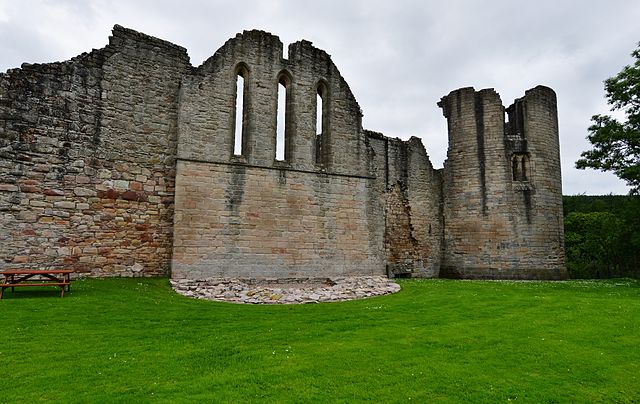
[438,86,566,279]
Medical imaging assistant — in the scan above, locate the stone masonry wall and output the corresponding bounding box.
[177,30,369,176]
[367,131,442,278]
[517,87,565,273]
[173,30,382,278]
[1,25,566,280]
[172,161,383,279]
[438,87,566,279]
[0,25,189,275]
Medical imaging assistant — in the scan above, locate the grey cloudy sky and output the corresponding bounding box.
[2,0,639,195]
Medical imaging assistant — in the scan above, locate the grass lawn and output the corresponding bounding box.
[1,278,638,403]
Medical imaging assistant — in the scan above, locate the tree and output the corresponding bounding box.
[563,195,640,278]
[564,211,624,278]
[576,43,640,194]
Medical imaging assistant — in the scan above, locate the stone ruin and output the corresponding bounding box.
[0,25,567,281]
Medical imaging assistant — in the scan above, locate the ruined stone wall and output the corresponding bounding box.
[0,25,189,275]
[438,87,566,279]
[177,30,368,175]
[1,25,566,280]
[172,30,383,279]
[367,132,442,277]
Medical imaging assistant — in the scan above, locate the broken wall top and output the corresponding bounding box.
[177,29,367,176]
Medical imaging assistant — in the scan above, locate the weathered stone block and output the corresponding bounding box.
[54,201,76,209]
[0,184,19,192]
[74,187,97,197]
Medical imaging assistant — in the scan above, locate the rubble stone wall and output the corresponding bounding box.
[0,25,189,275]
[367,132,442,278]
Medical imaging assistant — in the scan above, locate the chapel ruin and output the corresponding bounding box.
[0,25,567,279]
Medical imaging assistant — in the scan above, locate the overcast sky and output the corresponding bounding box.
[1,0,639,195]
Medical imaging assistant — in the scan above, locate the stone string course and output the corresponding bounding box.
[171,276,401,304]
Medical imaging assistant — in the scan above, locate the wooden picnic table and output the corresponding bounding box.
[0,269,73,299]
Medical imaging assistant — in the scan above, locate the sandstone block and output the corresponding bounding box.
[74,187,97,197]
[54,201,76,209]
[12,255,29,264]
[97,169,112,179]
[114,180,129,189]
[43,189,65,196]
[0,184,19,192]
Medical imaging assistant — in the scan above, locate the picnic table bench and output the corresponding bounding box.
[0,269,73,299]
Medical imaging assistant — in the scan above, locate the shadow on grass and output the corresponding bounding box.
[1,287,70,299]
[0,277,102,299]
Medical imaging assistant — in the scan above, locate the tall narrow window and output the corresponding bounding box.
[316,92,323,136]
[276,80,287,161]
[315,83,327,165]
[234,73,245,156]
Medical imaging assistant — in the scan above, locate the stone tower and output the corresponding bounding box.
[438,86,566,279]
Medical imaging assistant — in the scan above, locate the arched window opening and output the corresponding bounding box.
[234,72,245,156]
[276,79,287,161]
[316,90,323,136]
[315,83,327,165]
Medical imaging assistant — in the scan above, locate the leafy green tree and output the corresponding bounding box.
[563,195,640,278]
[564,211,624,278]
[577,43,640,194]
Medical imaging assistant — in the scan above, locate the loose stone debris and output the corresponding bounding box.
[171,276,401,304]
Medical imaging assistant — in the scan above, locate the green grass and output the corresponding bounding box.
[1,278,638,403]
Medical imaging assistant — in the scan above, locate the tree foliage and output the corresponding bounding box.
[564,211,623,278]
[576,43,640,194]
[563,195,640,278]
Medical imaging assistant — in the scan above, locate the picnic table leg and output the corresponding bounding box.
[0,286,4,299]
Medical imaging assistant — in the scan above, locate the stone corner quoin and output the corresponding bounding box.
[0,24,567,280]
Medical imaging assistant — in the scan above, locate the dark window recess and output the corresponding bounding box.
[512,153,529,181]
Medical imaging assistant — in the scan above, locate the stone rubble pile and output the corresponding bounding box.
[171,276,401,304]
